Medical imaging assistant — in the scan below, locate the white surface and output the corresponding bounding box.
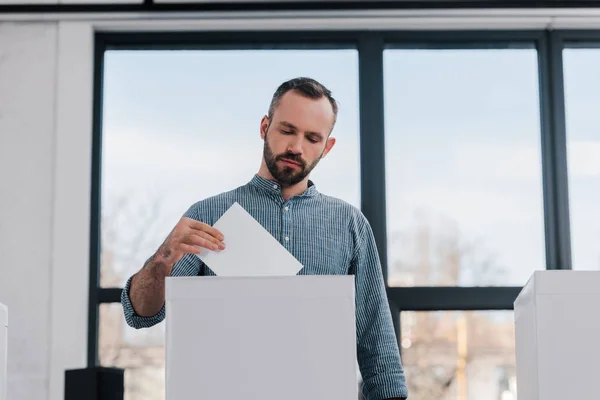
[49,21,94,400]
[3,9,600,31]
[514,270,600,400]
[165,275,357,400]
[0,21,92,400]
[0,22,57,400]
[198,202,304,276]
[0,305,6,327]
[0,304,6,400]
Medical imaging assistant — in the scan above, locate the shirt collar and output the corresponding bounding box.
[249,174,319,198]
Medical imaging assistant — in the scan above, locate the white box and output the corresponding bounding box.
[0,304,6,400]
[165,276,357,400]
[514,270,600,400]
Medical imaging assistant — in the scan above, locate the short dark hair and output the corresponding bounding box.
[267,77,338,124]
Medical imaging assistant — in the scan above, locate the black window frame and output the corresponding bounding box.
[88,28,596,367]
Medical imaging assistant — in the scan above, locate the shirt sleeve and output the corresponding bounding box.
[351,215,409,400]
[121,204,203,329]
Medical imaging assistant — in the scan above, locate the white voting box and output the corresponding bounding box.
[0,304,6,400]
[514,270,600,400]
[165,275,357,400]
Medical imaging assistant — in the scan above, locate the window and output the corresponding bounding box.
[383,48,545,287]
[98,47,360,399]
[563,48,600,271]
[100,49,360,289]
[99,304,165,400]
[401,311,517,400]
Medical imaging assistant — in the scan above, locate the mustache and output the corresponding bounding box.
[277,153,306,167]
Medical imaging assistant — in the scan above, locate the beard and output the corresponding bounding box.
[263,134,322,187]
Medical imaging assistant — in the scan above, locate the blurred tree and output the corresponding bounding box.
[390,210,516,400]
[99,191,168,400]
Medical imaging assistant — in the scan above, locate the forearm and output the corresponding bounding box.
[129,255,172,317]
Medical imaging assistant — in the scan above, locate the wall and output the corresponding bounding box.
[0,22,58,400]
[0,20,92,400]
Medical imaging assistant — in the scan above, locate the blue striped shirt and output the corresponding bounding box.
[121,174,408,399]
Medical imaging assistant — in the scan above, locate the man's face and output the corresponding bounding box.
[260,90,336,187]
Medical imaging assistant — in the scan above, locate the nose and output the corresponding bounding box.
[287,135,304,155]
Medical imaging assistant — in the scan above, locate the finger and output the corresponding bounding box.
[184,232,223,251]
[187,219,224,241]
[194,231,225,250]
[185,235,218,251]
[180,243,203,255]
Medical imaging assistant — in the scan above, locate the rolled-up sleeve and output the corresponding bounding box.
[121,253,202,329]
[121,273,167,329]
[351,216,408,400]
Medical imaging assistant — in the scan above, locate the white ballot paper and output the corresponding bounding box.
[196,202,304,276]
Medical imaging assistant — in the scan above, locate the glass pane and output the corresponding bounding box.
[384,49,545,287]
[99,303,166,400]
[401,311,517,400]
[100,49,360,287]
[563,48,600,271]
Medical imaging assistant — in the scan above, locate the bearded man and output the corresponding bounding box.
[121,77,408,400]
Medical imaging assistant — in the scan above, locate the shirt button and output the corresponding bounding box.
[285,236,289,241]
[273,184,278,189]
[284,206,289,211]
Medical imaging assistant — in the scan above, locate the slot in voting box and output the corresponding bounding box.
[514,270,600,400]
[0,304,6,400]
[165,276,357,400]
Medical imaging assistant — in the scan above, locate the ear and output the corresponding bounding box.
[260,115,270,140]
[321,137,336,158]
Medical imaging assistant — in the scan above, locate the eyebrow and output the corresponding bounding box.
[279,121,324,140]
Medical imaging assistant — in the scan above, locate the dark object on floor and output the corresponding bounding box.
[64,367,124,400]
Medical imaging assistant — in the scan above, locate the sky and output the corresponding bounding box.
[100,47,600,292]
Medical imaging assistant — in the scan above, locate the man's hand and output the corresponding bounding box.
[128,217,225,318]
[154,217,225,275]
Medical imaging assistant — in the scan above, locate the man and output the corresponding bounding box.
[121,77,408,400]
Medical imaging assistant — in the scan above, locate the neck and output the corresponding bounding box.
[257,163,309,201]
